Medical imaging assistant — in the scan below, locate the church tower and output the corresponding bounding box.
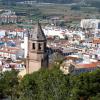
[26,22,48,74]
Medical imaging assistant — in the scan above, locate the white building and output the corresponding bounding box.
[43,27,65,39]
[80,19,100,29]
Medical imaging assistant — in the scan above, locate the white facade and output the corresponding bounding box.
[21,35,28,58]
[43,28,65,39]
[81,19,100,29]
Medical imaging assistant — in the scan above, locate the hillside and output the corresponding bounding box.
[1,0,81,4]
[1,0,100,7]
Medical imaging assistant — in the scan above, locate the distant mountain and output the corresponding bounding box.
[1,0,81,4]
[1,0,100,7]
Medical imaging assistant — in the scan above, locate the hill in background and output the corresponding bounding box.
[1,0,80,4]
[1,0,100,8]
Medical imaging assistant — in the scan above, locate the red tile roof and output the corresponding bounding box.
[77,62,100,68]
[93,39,100,44]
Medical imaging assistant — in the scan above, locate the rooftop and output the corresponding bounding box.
[31,22,46,41]
[77,61,100,68]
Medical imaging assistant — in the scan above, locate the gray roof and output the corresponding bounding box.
[31,22,46,41]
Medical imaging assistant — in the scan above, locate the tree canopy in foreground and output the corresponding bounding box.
[0,67,100,100]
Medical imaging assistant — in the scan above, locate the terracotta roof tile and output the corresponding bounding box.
[77,62,100,68]
[93,39,100,44]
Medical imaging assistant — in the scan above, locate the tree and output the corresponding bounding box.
[19,67,71,100]
[70,70,100,100]
[91,93,100,100]
[0,70,19,100]
[0,73,6,98]
[19,74,38,100]
[1,65,100,100]
[50,52,64,67]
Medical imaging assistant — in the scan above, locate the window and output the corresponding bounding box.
[44,42,46,52]
[38,43,42,50]
[32,43,35,49]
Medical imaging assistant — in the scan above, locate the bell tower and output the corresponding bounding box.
[26,22,48,74]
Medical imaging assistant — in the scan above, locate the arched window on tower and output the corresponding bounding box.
[32,43,35,49]
[44,42,46,52]
[38,43,42,50]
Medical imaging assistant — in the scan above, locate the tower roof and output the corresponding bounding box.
[31,22,46,41]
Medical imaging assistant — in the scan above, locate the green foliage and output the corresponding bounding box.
[0,73,5,98]
[19,68,70,100]
[0,68,100,100]
[0,70,19,99]
[91,93,100,100]
[70,70,100,100]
